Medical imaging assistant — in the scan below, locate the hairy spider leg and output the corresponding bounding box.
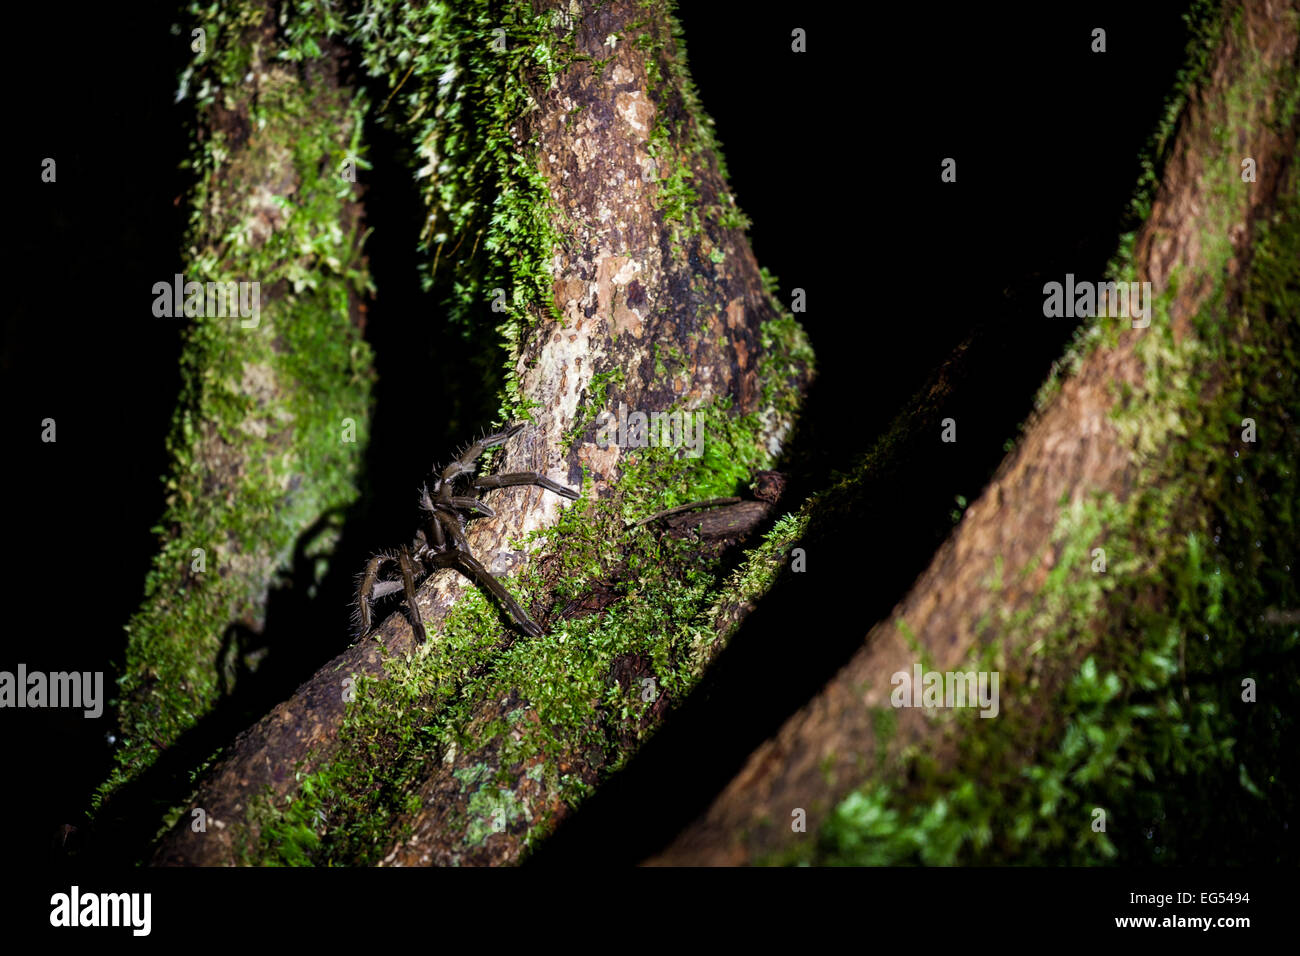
[353,552,404,635]
[455,423,526,467]
[473,472,581,501]
[429,505,543,637]
[352,554,382,634]
[417,483,447,549]
[434,506,472,552]
[448,496,495,516]
[428,513,446,550]
[398,545,425,642]
[436,423,527,503]
[425,549,545,640]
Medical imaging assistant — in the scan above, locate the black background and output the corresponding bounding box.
[3,0,1200,886]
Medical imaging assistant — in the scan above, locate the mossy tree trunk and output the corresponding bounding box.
[151,0,811,866]
[651,0,1299,866]
[96,0,376,821]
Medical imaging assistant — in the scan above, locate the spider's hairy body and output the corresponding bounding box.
[353,423,579,642]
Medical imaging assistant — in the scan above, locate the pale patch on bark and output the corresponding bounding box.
[236,361,294,438]
[615,90,653,134]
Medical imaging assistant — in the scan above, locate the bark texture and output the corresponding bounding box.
[649,0,1299,866]
[99,0,375,812]
[152,0,810,866]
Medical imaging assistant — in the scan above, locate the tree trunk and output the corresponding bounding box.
[649,0,1299,866]
[95,1,375,818]
[151,0,812,866]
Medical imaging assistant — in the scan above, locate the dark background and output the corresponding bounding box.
[2,0,1194,868]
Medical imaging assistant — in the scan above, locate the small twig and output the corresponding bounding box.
[381,60,418,114]
[628,497,741,529]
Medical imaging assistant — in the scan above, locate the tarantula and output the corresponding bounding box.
[353,423,579,641]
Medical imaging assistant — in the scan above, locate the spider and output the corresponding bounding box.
[353,423,579,641]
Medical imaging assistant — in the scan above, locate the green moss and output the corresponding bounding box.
[240,390,811,863]
[563,366,626,454]
[220,0,814,865]
[1034,0,1225,412]
[796,33,1299,864]
[637,4,753,253]
[96,0,376,810]
[239,365,810,862]
[351,0,576,422]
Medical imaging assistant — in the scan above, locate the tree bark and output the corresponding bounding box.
[152,0,811,866]
[96,1,375,816]
[648,0,1299,865]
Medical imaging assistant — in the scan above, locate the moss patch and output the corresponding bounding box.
[795,21,1299,865]
[98,2,377,810]
[351,0,578,422]
[172,0,814,864]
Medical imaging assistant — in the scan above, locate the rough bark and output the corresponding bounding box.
[96,0,375,814]
[367,0,822,867]
[152,0,810,866]
[649,0,1299,866]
